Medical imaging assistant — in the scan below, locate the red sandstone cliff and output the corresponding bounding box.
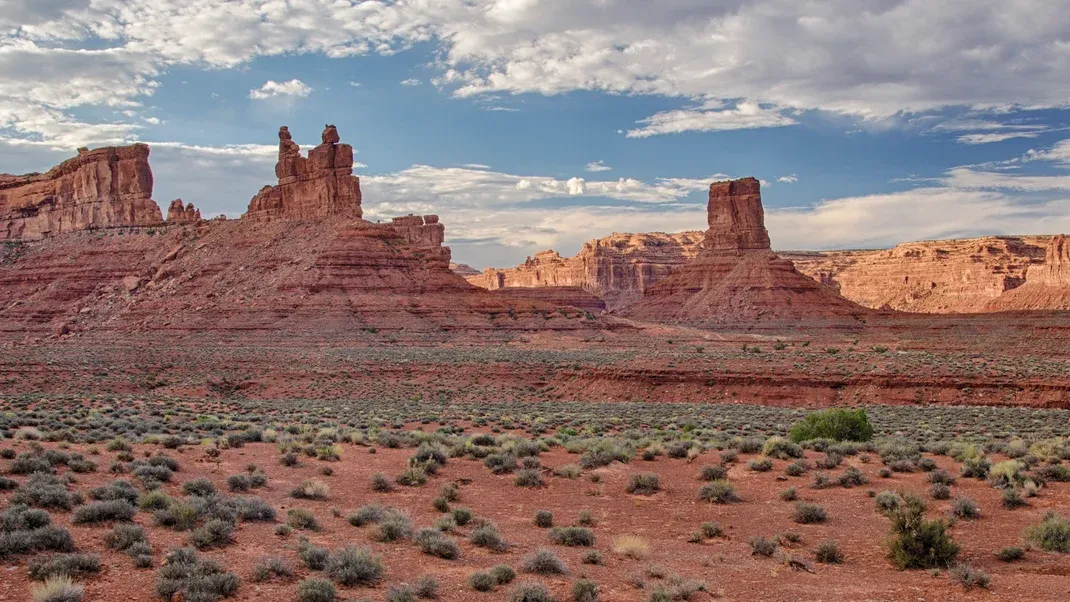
[624,178,867,325]
[0,145,162,240]
[467,231,704,310]
[985,234,1070,310]
[245,125,362,222]
[784,236,1052,313]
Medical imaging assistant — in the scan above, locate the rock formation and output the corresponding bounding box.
[0,144,162,240]
[985,234,1070,310]
[784,236,1051,312]
[624,178,867,325]
[450,263,480,277]
[166,199,201,223]
[487,286,607,313]
[244,125,362,222]
[467,231,704,309]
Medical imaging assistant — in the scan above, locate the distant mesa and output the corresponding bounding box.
[244,124,363,222]
[623,177,868,325]
[985,234,1070,310]
[0,144,162,240]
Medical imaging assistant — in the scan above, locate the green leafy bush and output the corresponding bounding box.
[790,409,874,443]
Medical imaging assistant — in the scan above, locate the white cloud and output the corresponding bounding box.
[777,175,798,184]
[349,81,361,87]
[400,78,422,86]
[626,100,796,138]
[248,79,313,100]
[585,160,611,172]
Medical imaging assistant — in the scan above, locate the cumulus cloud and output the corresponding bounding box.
[585,160,611,172]
[399,78,422,86]
[248,79,313,100]
[777,175,798,184]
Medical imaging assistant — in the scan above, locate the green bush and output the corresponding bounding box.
[72,500,136,525]
[625,473,660,495]
[1024,512,1070,552]
[298,577,336,602]
[28,553,101,581]
[885,493,959,569]
[325,546,384,586]
[534,510,554,528]
[522,549,567,574]
[549,526,595,547]
[794,502,827,524]
[814,540,843,564]
[508,583,556,602]
[572,578,598,602]
[697,481,740,504]
[789,408,874,443]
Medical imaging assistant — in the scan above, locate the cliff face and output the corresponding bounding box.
[784,236,1052,313]
[467,231,704,309]
[624,178,867,326]
[985,234,1070,310]
[0,145,162,240]
[390,215,451,268]
[245,125,363,222]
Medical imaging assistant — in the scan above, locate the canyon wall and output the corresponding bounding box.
[0,145,162,240]
[244,125,362,222]
[467,231,704,309]
[784,236,1052,312]
[985,234,1070,310]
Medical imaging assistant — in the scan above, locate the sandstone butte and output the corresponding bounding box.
[0,145,162,240]
[622,177,869,326]
[985,234,1070,310]
[166,199,201,224]
[0,126,601,336]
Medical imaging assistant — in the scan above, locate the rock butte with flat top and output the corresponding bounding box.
[623,177,869,325]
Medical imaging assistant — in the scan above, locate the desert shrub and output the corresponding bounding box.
[949,497,981,520]
[234,496,275,522]
[182,478,217,497]
[698,464,727,481]
[414,529,460,559]
[11,452,53,475]
[491,564,517,584]
[1002,488,1028,509]
[579,440,633,469]
[697,481,739,504]
[762,437,804,459]
[0,476,17,490]
[789,409,873,443]
[89,480,138,504]
[784,461,808,477]
[779,486,798,501]
[397,466,429,487]
[996,546,1025,562]
[554,464,582,479]
[251,556,294,582]
[286,508,320,531]
[927,469,955,485]
[571,578,598,602]
[326,545,384,585]
[515,469,545,488]
[748,458,773,472]
[699,522,722,538]
[28,553,101,581]
[626,473,660,495]
[1024,512,1070,552]
[522,549,568,574]
[612,535,649,559]
[838,466,867,488]
[534,510,554,528]
[386,584,417,602]
[226,475,251,492]
[291,479,330,500]
[470,523,509,551]
[577,510,596,527]
[451,507,473,526]
[138,490,173,511]
[376,512,414,542]
[874,490,902,514]
[549,526,595,547]
[72,500,135,525]
[815,540,843,563]
[413,576,439,599]
[154,547,239,602]
[794,502,827,524]
[297,577,336,602]
[371,473,394,492]
[30,575,83,602]
[12,474,78,510]
[190,518,234,549]
[348,504,386,527]
[298,540,330,570]
[508,583,556,602]
[469,571,497,592]
[930,483,951,500]
[877,439,920,466]
[816,453,843,470]
[960,456,992,480]
[106,524,147,551]
[582,551,603,565]
[949,563,990,589]
[748,536,778,557]
[885,493,959,569]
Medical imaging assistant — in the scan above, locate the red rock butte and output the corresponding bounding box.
[624,177,868,325]
[245,124,363,221]
[167,199,201,223]
[0,144,162,240]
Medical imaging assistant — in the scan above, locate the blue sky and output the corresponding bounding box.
[1,1,1069,268]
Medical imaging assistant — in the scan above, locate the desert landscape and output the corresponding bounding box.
[0,117,1068,602]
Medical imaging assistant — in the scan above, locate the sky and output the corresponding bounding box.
[1,1,1069,269]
